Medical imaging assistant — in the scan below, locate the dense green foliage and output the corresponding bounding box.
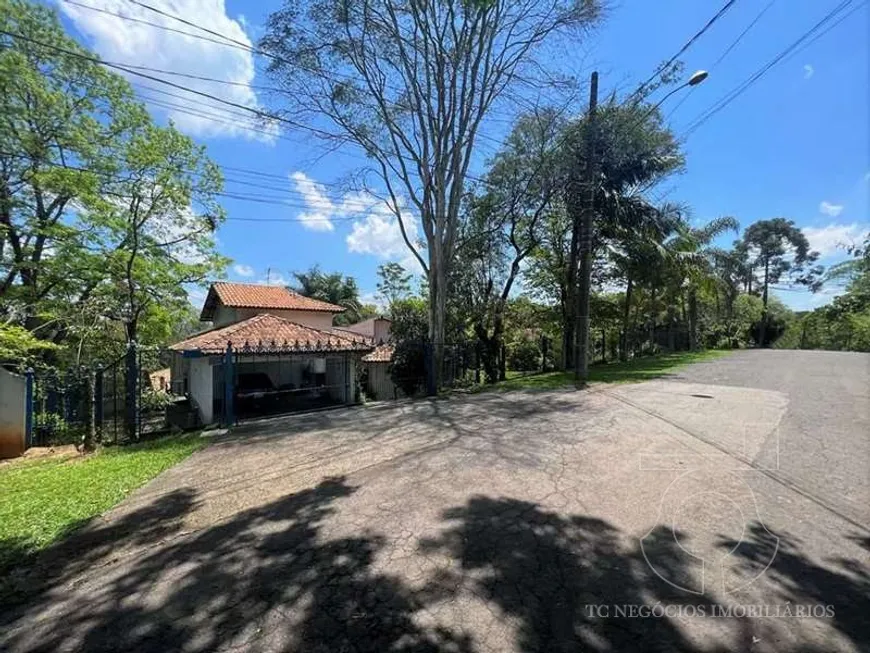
[0,0,225,371]
[292,265,377,325]
[777,239,870,352]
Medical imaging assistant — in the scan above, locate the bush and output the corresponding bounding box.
[389,340,426,396]
[140,389,176,413]
[507,339,541,372]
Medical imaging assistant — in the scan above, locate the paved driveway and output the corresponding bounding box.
[2,350,868,653]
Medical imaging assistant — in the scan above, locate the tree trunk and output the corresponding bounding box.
[758,258,771,347]
[562,317,575,372]
[620,278,633,361]
[649,287,657,351]
[688,286,699,350]
[428,265,446,391]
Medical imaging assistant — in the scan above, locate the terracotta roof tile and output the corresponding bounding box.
[170,314,373,355]
[361,344,394,363]
[199,282,345,320]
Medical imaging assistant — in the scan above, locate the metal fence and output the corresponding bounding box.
[25,343,170,449]
[214,342,357,425]
[29,369,90,447]
[385,338,551,397]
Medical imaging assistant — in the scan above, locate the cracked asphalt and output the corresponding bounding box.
[1,350,868,653]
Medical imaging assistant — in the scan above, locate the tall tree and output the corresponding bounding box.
[458,110,562,381]
[260,0,603,380]
[0,0,227,361]
[376,262,412,307]
[741,218,822,346]
[526,101,683,366]
[89,123,226,344]
[0,0,138,333]
[666,215,739,350]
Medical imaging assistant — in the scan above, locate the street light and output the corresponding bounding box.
[687,69,709,86]
[646,69,709,115]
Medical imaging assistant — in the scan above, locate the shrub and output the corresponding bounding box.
[507,339,540,372]
[389,340,426,396]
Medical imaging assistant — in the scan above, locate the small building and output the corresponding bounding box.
[169,282,374,424]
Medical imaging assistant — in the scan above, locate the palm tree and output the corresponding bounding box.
[292,265,365,324]
[603,198,683,359]
[664,216,739,350]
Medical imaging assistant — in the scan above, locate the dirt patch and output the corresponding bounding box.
[0,445,80,468]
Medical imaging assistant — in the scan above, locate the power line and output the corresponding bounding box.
[0,28,337,140]
[682,0,862,138]
[628,0,739,104]
[68,0,502,129]
[0,150,372,217]
[712,0,778,69]
[667,0,779,119]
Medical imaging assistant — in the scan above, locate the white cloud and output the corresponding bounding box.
[803,64,814,79]
[802,222,866,258]
[345,198,423,272]
[819,201,844,217]
[290,172,337,232]
[359,291,388,312]
[258,272,289,286]
[58,0,276,142]
[233,263,254,277]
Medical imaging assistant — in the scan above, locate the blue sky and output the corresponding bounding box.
[54,0,869,311]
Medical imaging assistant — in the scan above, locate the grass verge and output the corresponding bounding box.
[0,433,207,576]
[481,349,733,393]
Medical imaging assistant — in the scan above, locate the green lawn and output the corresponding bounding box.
[483,350,732,393]
[0,434,207,574]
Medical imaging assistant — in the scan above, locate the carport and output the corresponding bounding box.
[169,313,373,424]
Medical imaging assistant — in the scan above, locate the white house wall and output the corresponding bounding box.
[0,367,26,459]
[189,356,214,425]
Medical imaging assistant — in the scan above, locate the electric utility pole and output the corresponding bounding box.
[574,71,598,385]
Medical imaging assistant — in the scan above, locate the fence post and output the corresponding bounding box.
[424,341,436,397]
[222,342,234,427]
[82,369,96,452]
[124,341,138,441]
[94,365,104,440]
[24,369,34,450]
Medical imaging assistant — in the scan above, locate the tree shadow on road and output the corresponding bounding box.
[418,495,724,653]
[719,522,870,652]
[1,477,474,653]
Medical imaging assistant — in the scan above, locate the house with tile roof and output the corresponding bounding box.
[169,282,376,425]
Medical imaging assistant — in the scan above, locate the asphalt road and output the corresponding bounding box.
[670,349,870,528]
[1,349,868,653]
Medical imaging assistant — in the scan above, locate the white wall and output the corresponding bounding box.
[212,305,238,328]
[346,318,391,343]
[0,367,26,459]
[189,357,214,425]
[373,319,392,343]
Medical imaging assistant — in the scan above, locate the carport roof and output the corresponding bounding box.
[169,313,374,355]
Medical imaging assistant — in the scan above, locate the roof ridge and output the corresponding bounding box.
[212,280,286,287]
